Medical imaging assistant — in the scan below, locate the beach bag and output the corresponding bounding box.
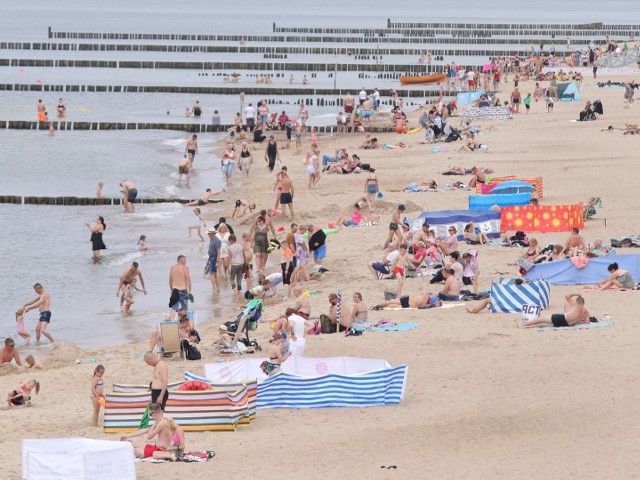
[181,339,202,361]
[320,314,336,334]
[430,269,444,284]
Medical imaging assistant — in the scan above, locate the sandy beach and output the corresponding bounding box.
[3,72,640,479]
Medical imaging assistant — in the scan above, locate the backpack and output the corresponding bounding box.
[320,314,336,334]
[181,339,201,361]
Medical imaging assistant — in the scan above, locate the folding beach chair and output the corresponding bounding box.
[583,196,602,220]
[158,321,181,357]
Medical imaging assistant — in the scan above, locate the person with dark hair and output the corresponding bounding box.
[438,268,461,301]
[521,293,589,328]
[85,216,106,258]
[597,263,635,290]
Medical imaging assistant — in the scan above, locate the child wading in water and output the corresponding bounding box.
[15,308,31,345]
[187,208,206,242]
[117,278,144,313]
[91,365,106,426]
[7,379,40,408]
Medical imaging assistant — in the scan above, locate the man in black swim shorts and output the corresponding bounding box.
[521,293,589,329]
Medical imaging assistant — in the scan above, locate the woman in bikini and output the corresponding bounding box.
[364,167,379,212]
[91,364,106,426]
[521,238,541,262]
[350,292,369,328]
[262,333,291,375]
[463,222,489,245]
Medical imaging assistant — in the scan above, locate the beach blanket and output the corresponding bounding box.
[581,285,630,292]
[372,322,421,332]
[137,451,215,463]
[535,320,613,332]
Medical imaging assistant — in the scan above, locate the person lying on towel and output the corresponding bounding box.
[520,293,590,329]
[373,292,441,310]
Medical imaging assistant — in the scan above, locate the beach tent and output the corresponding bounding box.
[490,279,551,313]
[523,254,640,285]
[557,82,580,102]
[491,180,535,195]
[204,357,408,409]
[22,438,135,480]
[500,204,584,232]
[469,192,531,210]
[477,176,544,198]
[103,380,257,433]
[456,90,485,105]
[409,209,501,239]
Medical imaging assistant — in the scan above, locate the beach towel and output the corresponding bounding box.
[372,322,421,332]
[581,285,630,292]
[571,256,589,269]
[535,320,613,332]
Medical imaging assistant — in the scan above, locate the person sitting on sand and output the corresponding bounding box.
[624,123,639,135]
[562,227,587,256]
[120,403,185,460]
[373,292,440,310]
[232,199,256,220]
[183,188,225,207]
[369,244,399,278]
[467,166,486,187]
[436,226,459,256]
[332,204,380,228]
[588,238,610,257]
[521,293,589,328]
[7,379,39,407]
[464,222,489,245]
[597,262,636,290]
[438,268,461,301]
[521,238,542,262]
[212,325,233,348]
[0,337,22,366]
[263,332,291,375]
[350,292,369,328]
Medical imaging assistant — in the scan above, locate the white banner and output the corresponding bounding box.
[204,357,392,383]
[22,439,135,480]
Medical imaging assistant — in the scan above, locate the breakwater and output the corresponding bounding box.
[0,120,398,134]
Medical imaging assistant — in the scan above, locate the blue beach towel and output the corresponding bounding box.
[535,320,613,332]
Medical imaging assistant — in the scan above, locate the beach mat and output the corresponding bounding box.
[372,322,421,332]
[535,320,613,332]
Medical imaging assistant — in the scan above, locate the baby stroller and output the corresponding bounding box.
[224,299,263,352]
[579,102,597,121]
[592,100,603,116]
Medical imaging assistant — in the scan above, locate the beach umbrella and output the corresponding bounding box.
[491,180,535,195]
[336,290,342,333]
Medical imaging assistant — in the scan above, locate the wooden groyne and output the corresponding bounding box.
[0,84,449,98]
[0,120,398,134]
[0,196,225,206]
[0,58,437,73]
[0,41,573,58]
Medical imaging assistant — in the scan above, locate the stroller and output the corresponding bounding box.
[593,100,603,116]
[224,299,263,352]
[579,102,597,121]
